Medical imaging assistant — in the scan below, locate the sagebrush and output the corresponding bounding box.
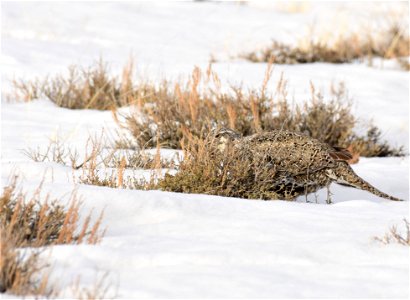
[12,59,136,109]
[240,23,409,69]
[23,131,170,190]
[0,177,105,296]
[13,60,404,158]
[122,65,403,157]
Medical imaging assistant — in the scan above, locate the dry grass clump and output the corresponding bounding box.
[123,65,403,158]
[0,177,105,296]
[77,145,161,190]
[12,59,137,109]
[349,125,404,157]
[23,130,174,171]
[121,66,228,149]
[1,177,105,248]
[11,78,44,102]
[23,136,82,169]
[23,131,171,190]
[241,23,409,69]
[374,218,410,246]
[297,83,355,147]
[0,231,49,295]
[159,130,291,200]
[107,132,176,170]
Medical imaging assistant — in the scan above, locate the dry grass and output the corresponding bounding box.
[0,176,105,296]
[23,131,172,190]
[0,176,105,247]
[11,78,44,102]
[122,64,403,158]
[12,58,137,109]
[349,125,404,158]
[23,136,81,169]
[14,59,404,159]
[77,147,161,190]
[120,64,280,148]
[374,219,410,246]
[0,231,51,296]
[240,23,409,69]
[24,130,174,170]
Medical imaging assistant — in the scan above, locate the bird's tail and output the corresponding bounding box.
[332,162,403,201]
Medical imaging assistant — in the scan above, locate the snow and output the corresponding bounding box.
[1,1,409,298]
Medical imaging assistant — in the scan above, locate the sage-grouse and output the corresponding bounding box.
[215,128,402,201]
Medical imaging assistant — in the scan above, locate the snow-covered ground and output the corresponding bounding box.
[1,2,409,298]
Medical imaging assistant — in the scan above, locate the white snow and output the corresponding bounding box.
[1,1,409,298]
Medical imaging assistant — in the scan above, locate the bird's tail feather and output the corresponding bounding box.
[333,163,403,201]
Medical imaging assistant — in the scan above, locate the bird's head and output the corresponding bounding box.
[213,127,241,152]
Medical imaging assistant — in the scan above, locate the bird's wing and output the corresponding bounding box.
[329,146,353,161]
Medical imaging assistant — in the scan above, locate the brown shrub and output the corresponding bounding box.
[13,58,138,109]
[122,65,403,158]
[350,125,404,157]
[0,230,51,296]
[0,176,105,248]
[22,130,171,191]
[240,23,409,69]
[23,128,175,170]
[1,230,112,298]
[0,176,105,296]
[23,136,81,168]
[11,78,44,103]
[78,150,161,190]
[14,60,404,158]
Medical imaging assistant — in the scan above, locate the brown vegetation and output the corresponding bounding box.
[14,60,404,159]
[374,218,410,246]
[240,23,409,69]
[0,231,50,296]
[122,64,403,158]
[13,59,137,109]
[23,131,172,190]
[0,176,105,296]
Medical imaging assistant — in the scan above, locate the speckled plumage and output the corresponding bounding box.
[216,128,402,201]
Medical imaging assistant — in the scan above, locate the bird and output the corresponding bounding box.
[214,127,403,201]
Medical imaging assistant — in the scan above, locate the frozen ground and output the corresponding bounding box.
[1,2,409,298]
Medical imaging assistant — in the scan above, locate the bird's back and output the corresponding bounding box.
[238,130,337,175]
